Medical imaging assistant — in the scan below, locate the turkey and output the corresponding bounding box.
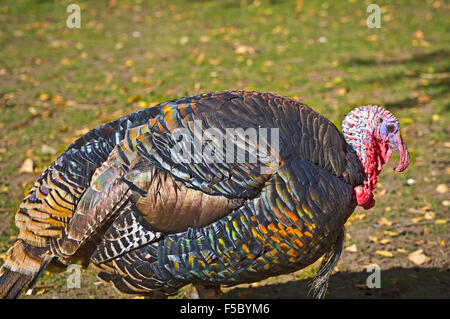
[0,90,409,299]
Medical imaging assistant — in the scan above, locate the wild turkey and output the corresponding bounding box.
[0,90,409,299]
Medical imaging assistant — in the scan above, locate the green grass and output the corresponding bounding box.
[0,0,448,298]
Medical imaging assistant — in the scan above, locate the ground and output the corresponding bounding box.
[0,0,448,299]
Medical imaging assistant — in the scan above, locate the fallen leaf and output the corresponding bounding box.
[380,239,391,245]
[336,87,349,95]
[199,35,210,43]
[127,95,141,103]
[436,184,448,194]
[124,59,134,67]
[369,236,379,243]
[411,216,424,223]
[377,217,393,226]
[60,58,72,66]
[417,93,431,103]
[366,34,378,42]
[408,249,430,265]
[414,30,424,39]
[19,158,34,173]
[38,93,49,101]
[36,288,47,295]
[383,230,399,237]
[138,101,148,108]
[435,219,447,225]
[52,94,64,106]
[234,44,255,55]
[375,250,394,258]
[345,244,358,252]
[0,185,8,194]
[424,212,435,220]
[179,36,189,45]
[28,107,38,116]
[295,0,304,13]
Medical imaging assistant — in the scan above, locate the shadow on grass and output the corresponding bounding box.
[345,49,450,111]
[345,49,449,67]
[221,267,450,299]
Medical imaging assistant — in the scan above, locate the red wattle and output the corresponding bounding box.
[354,185,375,209]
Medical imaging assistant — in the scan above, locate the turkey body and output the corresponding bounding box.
[2,90,365,297]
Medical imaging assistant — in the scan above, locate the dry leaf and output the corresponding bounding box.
[424,212,435,220]
[375,250,394,258]
[369,236,379,243]
[36,288,47,295]
[345,244,358,252]
[411,217,424,223]
[124,59,134,67]
[28,107,38,116]
[38,93,49,101]
[127,95,141,103]
[417,93,431,103]
[414,30,424,39]
[349,213,367,221]
[295,0,304,13]
[52,94,64,106]
[0,185,8,194]
[408,249,430,265]
[60,58,72,66]
[19,158,34,173]
[436,184,448,194]
[380,239,391,245]
[336,87,349,95]
[383,230,399,237]
[234,44,255,55]
[377,217,393,226]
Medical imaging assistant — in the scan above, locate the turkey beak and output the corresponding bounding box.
[389,132,409,172]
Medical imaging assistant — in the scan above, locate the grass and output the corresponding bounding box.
[0,0,449,298]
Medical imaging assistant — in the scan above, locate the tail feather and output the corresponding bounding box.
[0,268,34,299]
[0,240,52,299]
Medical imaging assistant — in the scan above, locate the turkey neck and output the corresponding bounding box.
[341,106,389,198]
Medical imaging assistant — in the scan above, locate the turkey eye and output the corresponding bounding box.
[387,124,396,133]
